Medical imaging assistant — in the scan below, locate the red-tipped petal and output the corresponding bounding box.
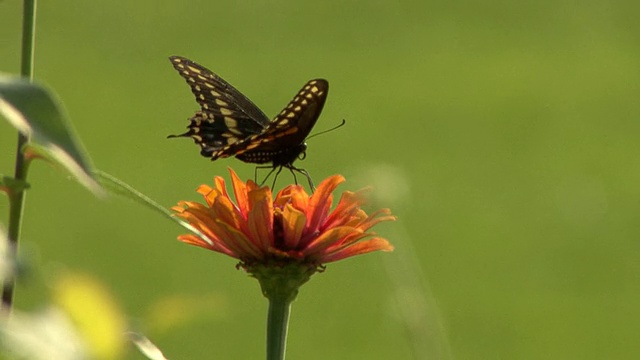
[323,189,368,230]
[247,187,274,249]
[305,175,344,237]
[322,238,394,263]
[304,226,363,257]
[229,168,250,218]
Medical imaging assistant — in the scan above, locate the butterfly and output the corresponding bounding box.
[168,56,328,190]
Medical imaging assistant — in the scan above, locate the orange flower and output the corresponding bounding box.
[172,168,395,269]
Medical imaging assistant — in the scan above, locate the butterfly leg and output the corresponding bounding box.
[271,166,285,189]
[256,165,277,187]
[289,167,299,186]
[290,166,315,192]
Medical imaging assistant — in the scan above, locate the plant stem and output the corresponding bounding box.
[266,294,292,360]
[21,0,37,79]
[2,0,37,312]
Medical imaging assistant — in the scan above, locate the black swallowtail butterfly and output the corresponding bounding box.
[168,56,328,190]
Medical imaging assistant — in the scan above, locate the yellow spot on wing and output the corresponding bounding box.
[224,116,237,128]
[228,127,243,135]
[187,65,202,74]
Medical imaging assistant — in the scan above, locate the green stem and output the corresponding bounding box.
[2,0,37,312]
[21,0,37,79]
[266,294,292,360]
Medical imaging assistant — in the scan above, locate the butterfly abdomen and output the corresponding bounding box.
[236,143,307,166]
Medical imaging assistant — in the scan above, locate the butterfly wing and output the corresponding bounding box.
[213,79,329,165]
[169,56,271,157]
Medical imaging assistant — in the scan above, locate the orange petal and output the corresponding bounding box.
[247,187,274,249]
[177,234,236,257]
[355,209,396,232]
[216,220,264,259]
[171,204,186,213]
[246,179,261,191]
[304,226,362,256]
[306,175,344,234]
[211,195,245,233]
[274,184,309,211]
[281,203,306,249]
[196,184,214,196]
[323,189,368,229]
[229,168,250,218]
[289,185,309,212]
[197,185,219,207]
[322,237,394,263]
[177,208,225,244]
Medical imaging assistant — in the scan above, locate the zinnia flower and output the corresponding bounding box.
[172,168,395,358]
[172,168,395,272]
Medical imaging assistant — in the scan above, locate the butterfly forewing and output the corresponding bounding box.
[262,79,328,148]
[211,79,329,165]
[169,56,271,155]
[170,56,269,126]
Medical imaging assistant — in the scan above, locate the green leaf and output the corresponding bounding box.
[0,75,102,195]
[94,170,212,245]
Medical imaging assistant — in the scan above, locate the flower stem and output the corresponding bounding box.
[253,263,313,360]
[21,0,37,79]
[2,0,37,312]
[266,294,292,360]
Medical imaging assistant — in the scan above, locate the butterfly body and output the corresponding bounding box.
[169,56,328,188]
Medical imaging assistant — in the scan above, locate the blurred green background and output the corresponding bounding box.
[2,0,640,359]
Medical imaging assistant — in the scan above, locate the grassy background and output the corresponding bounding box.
[2,0,640,359]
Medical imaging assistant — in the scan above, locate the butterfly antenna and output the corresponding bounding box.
[305,119,346,141]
